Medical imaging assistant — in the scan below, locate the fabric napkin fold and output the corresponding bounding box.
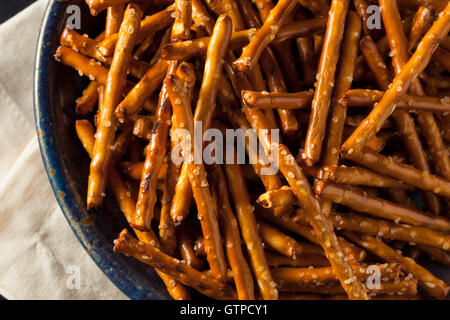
[0,0,127,300]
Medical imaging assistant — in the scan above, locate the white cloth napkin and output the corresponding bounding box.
[0,0,127,300]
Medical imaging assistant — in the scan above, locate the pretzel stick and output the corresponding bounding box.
[296,37,316,88]
[165,72,228,282]
[419,245,450,267]
[161,18,327,60]
[360,35,392,90]
[303,0,351,166]
[120,161,166,181]
[341,89,450,112]
[272,263,402,286]
[87,4,142,208]
[169,15,232,224]
[342,4,450,154]
[133,33,155,60]
[96,4,175,57]
[75,81,99,115]
[297,0,329,17]
[75,120,190,300]
[114,59,169,123]
[234,0,297,73]
[345,232,449,299]
[242,90,314,110]
[114,229,238,299]
[224,162,278,300]
[106,5,124,36]
[171,0,192,41]
[177,224,205,269]
[257,186,297,210]
[315,180,450,232]
[257,220,303,258]
[266,251,330,268]
[409,5,433,51]
[279,278,418,296]
[208,164,255,300]
[85,0,173,15]
[132,116,154,140]
[319,211,450,251]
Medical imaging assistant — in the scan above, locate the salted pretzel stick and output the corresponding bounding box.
[345,232,449,299]
[114,59,168,123]
[257,186,297,210]
[242,90,314,110]
[272,263,401,286]
[342,89,450,112]
[171,0,192,41]
[76,120,190,300]
[360,35,392,90]
[208,164,255,300]
[161,18,327,60]
[106,5,124,37]
[342,4,450,154]
[315,181,450,232]
[257,220,303,259]
[132,116,154,140]
[303,0,351,166]
[419,245,450,267]
[223,162,278,300]
[165,73,228,282]
[97,4,175,57]
[409,5,433,51]
[279,278,418,296]
[233,0,298,73]
[75,81,99,115]
[169,15,232,225]
[120,161,166,181]
[114,229,237,299]
[324,211,450,251]
[87,4,142,208]
[266,251,330,268]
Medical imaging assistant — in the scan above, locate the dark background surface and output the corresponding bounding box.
[0,0,38,24]
[0,0,37,300]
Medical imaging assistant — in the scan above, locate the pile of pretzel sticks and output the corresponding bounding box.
[55,0,450,300]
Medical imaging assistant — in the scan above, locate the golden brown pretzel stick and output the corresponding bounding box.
[319,11,361,216]
[120,161,166,181]
[266,251,330,268]
[297,0,329,17]
[242,90,314,110]
[233,0,298,73]
[312,211,450,251]
[165,73,228,282]
[257,220,303,258]
[114,229,237,299]
[257,207,366,263]
[177,224,205,269]
[87,4,142,208]
[133,33,155,60]
[238,0,299,135]
[342,4,450,154]
[224,59,368,299]
[296,37,316,88]
[346,146,450,199]
[257,186,297,210]
[169,15,232,225]
[106,5,124,37]
[132,116,154,140]
[159,158,178,255]
[419,245,450,267]
[319,166,414,190]
[315,181,450,232]
[353,0,372,36]
[273,263,402,286]
[303,0,351,166]
[75,81,99,115]
[114,59,168,123]
[360,35,392,90]
[345,232,449,299]
[341,89,450,112]
[224,162,278,300]
[85,0,173,15]
[208,164,255,300]
[279,278,418,296]
[161,18,327,60]
[76,120,190,300]
[96,4,175,57]
[408,5,433,51]
[171,0,192,41]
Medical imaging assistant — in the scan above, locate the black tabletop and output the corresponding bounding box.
[0,0,38,24]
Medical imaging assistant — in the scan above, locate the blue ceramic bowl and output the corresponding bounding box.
[34,0,171,300]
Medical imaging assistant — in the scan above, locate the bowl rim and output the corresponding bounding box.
[33,0,167,300]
